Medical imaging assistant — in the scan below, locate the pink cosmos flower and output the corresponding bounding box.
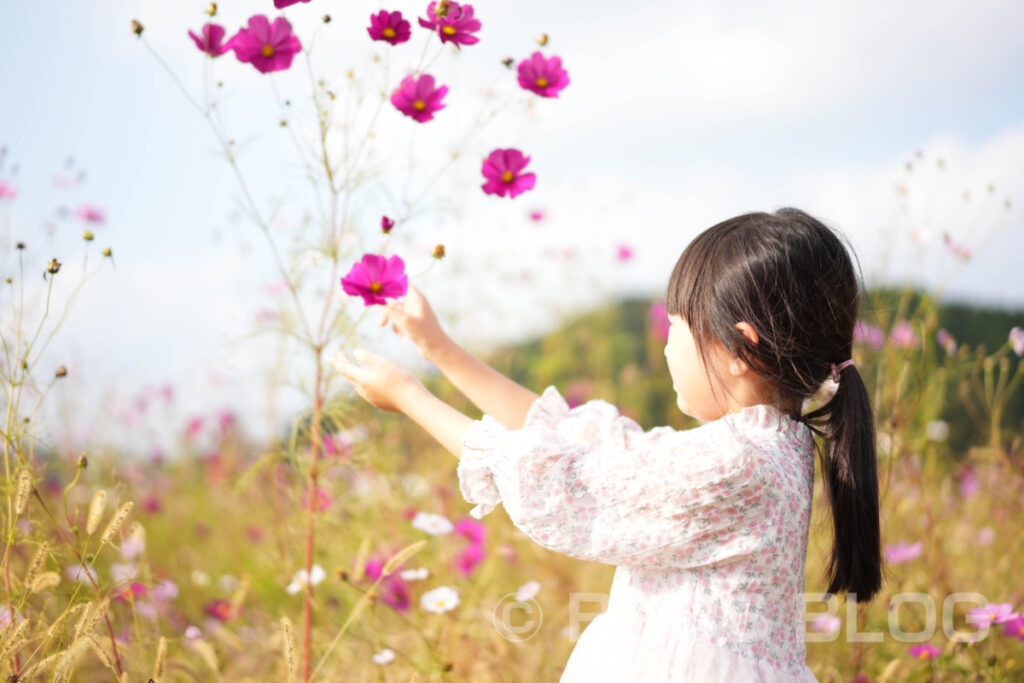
[809,614,841,633]
[205,599,239,621]
[890,320,919,349]
[943,233,972,260]
[113,582,148,602]
[363,556,410,611]
[936,329,957,355]
[481,149,536,198]
[418,1,463,30]
[188,23,234,56]
[1010,327,1024,356]
[435,4,480,48]
[230,15,302,74]
[303,486,333,512]
[390,74,448,123]
[454,543,485,576]
[275,0,312,7]
[185,416,204,439]
[958,467,980,498]
[517,51,569,98]
[367,10,411,45]
[854,321,884,350]
[966,603,1019,626]
[1001,614,1024,641]
[884,540,922,564]
[453,518,486,545]
[381,215,395,233]
[648,302,669,342]
[323,433,352,458]
[908,643,941,660]
[341,253,408,306]
[0,180,16,201]
[76,203,105,223]
[616,244,634,262]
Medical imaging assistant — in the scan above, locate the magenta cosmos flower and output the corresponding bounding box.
[481,149,536,198]
[230,15,302,74]
[907,643,941,660]
[367,10,411,45]
[390,74,448,123]
[275,0,312,8]
[76,203,105,223]
[418,1,463,30]
[1002,614,1024,641]
[517,51,569,97]
[341,253,408,305]
[436,4,480,48]
[188,23,234,56]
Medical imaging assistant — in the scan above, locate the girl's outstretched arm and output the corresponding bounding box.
[378,284,539,430]
[331,348,474,459]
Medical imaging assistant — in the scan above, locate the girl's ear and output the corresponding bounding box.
[728,322,759,376]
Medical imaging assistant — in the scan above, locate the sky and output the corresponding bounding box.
[0,0,1022,455]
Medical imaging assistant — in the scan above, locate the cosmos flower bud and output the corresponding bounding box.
[501,57,513,69]
[206,2,217,16]
[432,244,445,259]
[537,33,548,46]
[47,258,61,274]
[381,216,395,233]
[78,452,89,468]
[16,242,24,250]
[102,247,112,257]
[83,230,94,241]
[323,14,331,23]
[56,365,67,378]
[132,19,144,37]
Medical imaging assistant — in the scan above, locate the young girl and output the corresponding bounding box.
[331,207,883,682]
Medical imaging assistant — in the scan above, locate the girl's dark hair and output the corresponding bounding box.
[665,207,883,603]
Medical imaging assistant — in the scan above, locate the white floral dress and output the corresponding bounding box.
[457,385,819,682]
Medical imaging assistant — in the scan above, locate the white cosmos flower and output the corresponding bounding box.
[925,420,949,442]
[411,512,453,536]
[420,585,460,614]
[515,580,541,601]
[286,564,327,595]
[399,567,429,581]
[371,648,395,665]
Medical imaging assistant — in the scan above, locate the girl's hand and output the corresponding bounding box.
[379,283,450,362]
[329,348,427,414]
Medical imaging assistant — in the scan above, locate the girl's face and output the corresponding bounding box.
[664,314,734,422]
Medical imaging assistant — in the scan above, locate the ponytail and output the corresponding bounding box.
[803,363,883,603]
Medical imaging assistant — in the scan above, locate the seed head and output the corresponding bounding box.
[206,3,217,17]
[432,244,445,260]
[132,19,144,37]
[86,490,107,535]
[102,247,112,257]
[47,258,61,274]
[83,230,94,241]
[56,365,67,378]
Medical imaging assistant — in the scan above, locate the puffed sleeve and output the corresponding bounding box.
[456,392,771,570]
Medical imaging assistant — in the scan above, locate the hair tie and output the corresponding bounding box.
[831,359,856,384]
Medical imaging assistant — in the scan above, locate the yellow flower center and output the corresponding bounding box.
[383,27,396,39]
[917,651,929,660]
[436,600,445,607]
[261,44,275,58]
[441,25,457,36]
[370,282,382,293]
[501,171,515,183]
[535,77,549,88]
[413,100,426,112]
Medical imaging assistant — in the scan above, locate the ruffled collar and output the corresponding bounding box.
[721,403,808,440]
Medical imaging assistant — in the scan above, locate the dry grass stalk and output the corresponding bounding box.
[100,501,134,543]
[86,490,107,534]
[152,634,167,680]
[280,616,296,683]
[14,469,32,515]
